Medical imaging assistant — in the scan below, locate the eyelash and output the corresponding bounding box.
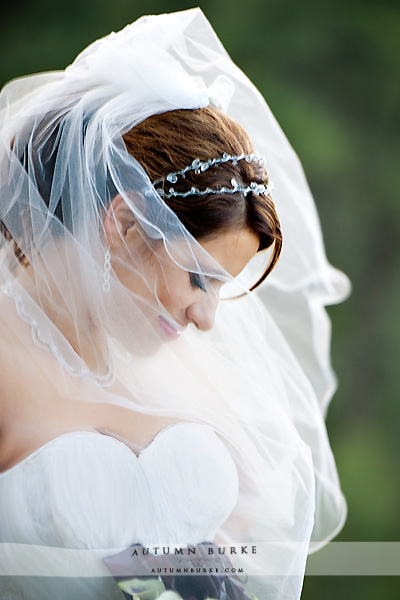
[189,272,207,292]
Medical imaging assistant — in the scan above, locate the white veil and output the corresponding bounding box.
[0,8,350,600]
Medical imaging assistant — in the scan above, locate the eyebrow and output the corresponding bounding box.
[202,271,230,283]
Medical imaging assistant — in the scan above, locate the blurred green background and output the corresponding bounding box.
[1,0,399,597]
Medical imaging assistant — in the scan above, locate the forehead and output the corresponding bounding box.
[199,229,260,278]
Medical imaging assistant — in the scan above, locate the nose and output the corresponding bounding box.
[186,292,219,331]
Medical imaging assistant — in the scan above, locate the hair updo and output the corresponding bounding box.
[123,106,282,290]
[1,105,281,290]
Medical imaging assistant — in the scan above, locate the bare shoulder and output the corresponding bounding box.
[0,292,41,435]
[0,294,29,384]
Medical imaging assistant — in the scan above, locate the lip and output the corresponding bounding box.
[157,316,184,340]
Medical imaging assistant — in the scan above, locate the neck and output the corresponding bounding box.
[15,264,110,377]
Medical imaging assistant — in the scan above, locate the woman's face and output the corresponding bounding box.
[105,195,260,345]
[155,229,260,339]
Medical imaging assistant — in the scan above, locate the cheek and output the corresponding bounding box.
[156,270,193,309]
[111,251,158,299]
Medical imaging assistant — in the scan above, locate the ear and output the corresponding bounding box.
[103,194,137,246]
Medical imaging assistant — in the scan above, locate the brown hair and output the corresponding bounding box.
[1,105,282,289]
[123,106,282,290]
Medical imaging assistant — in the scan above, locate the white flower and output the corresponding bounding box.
[157,592,183,600]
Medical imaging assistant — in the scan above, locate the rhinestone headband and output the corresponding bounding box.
[153,153,274,199]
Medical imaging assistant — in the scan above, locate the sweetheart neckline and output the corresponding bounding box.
[0,422,203,478]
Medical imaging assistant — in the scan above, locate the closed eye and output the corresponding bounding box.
[189,272,207,292]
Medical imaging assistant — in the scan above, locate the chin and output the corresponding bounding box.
[112,323,179,359]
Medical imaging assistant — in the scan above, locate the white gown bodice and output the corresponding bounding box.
[0,422,239,599]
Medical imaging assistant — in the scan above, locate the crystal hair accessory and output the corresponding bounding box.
[153,153,274,199]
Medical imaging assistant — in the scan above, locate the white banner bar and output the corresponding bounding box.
[0,542,399,577]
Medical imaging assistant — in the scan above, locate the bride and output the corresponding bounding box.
[0,8,350,600]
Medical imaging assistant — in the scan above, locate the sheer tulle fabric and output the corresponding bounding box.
[0,8,350,600]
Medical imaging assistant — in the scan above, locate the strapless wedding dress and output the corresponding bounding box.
[0,422,239,599]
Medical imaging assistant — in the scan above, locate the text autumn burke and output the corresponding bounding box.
[131,545,257,556]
